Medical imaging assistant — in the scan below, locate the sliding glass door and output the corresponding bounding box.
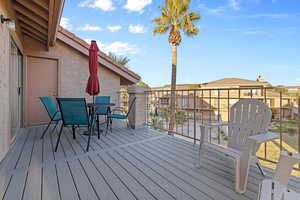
[10,40,23,141]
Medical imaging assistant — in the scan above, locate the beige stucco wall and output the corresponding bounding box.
[0,14,11,161]
[23,36,121,118]
[0,0,23,160]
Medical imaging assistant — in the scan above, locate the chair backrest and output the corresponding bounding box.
[228,99,272,151]
[56,98,89,126]
[126,97,137,117]
[95,96,110,114]
[40,96,59,119]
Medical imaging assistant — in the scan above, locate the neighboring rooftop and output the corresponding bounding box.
[202,77,271,87]
[152,76,271,90]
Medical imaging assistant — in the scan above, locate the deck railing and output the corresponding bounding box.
[145,87,300,170]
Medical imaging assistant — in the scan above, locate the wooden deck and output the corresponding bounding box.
[1,122,300,200]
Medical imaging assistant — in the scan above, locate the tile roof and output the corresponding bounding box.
[203,78,271,86]
[58,26,141,81]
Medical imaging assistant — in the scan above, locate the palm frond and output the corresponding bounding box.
[152,0,200,42]
[189,12,201,21]
[153,25,170,35]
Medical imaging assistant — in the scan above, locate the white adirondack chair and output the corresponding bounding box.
[258,151,300,200]
[197,99,279,194]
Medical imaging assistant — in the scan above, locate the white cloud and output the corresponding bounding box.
[78,0,115,11]
[107,25,122,32]
[124,0,152,13]
[229,0,240,10]
[84,39,138,55]
[60,17,73,30]
[129,24,147,34]
[199,4,226,14]
[77,24,102,31]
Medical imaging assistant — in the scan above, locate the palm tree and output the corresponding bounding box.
[108,52,130,67]
[152,0,200,134]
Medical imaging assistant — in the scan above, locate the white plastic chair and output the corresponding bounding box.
[258,151,300,200]
[197,99,279,193]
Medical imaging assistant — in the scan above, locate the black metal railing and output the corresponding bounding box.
[145,87,300,170]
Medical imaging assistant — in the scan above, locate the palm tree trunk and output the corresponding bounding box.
[168,44,177,135]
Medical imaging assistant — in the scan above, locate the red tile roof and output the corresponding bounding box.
[58,26,141,81]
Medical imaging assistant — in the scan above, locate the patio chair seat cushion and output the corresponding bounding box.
[111,114,127,119]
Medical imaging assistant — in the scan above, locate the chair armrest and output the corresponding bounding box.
[199,122,230,128]
[247,132,279,144]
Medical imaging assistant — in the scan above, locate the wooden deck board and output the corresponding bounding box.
[1,123,300,200]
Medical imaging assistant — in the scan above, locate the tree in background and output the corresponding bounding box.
[108,52,130,67]
[137,81,150,88]
[152,0,200,134]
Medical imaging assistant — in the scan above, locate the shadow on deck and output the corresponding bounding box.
[1,121,300,200]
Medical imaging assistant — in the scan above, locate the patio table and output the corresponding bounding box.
[84,102,115,136]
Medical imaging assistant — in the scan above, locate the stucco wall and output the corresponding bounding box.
[0,15,11,161]
[0,0,24,161]
[23,36,121,113]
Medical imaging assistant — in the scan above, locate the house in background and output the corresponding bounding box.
[0,0,140,161]
[152,76,296,122]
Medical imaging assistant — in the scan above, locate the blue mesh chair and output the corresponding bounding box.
[106,97,136,134]
[40,96,62,139]
[55,98,97,152]
[95,96,110,117]
[95,96,111,135]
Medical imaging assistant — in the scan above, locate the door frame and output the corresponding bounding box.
[23,55,61,126]
[9,38,24,143]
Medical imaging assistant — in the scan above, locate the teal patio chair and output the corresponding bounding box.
[55,98,98,152]
[95,96,110,121]
[40,96,62,139]
[106,97,136,134]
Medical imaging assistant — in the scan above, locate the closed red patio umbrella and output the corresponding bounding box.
[86,40,100,101]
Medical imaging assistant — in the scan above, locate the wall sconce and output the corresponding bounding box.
[1,14,16,31]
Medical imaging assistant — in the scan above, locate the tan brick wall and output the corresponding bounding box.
[23,37,121,122]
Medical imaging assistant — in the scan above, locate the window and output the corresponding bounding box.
[160,97,169,105]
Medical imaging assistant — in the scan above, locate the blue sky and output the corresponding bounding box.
[61,0,300,87]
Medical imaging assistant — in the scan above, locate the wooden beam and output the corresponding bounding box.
[14,3,48,29]
[22,30,47,44]
[32,0,49,11]
[17,14,48,35]
[19,23,47,38]
[15,0,48,20]
[47,0,54,49]
[47,0,64,47]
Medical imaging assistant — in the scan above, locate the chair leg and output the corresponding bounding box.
[72,125,76,139]
[256,162,265,177]
[87,124,93,152]
[55,125,64,152]
[97,115,100,139]
[105,116,110,136]
[110,118,113,133]
[40,120,52,139]
[51,121,59,134]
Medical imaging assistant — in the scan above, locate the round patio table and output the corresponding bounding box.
[84,102,116,136]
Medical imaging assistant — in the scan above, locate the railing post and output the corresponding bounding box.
[298,96,300,169]
[194,90,196,144]
[127,85,148,129]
